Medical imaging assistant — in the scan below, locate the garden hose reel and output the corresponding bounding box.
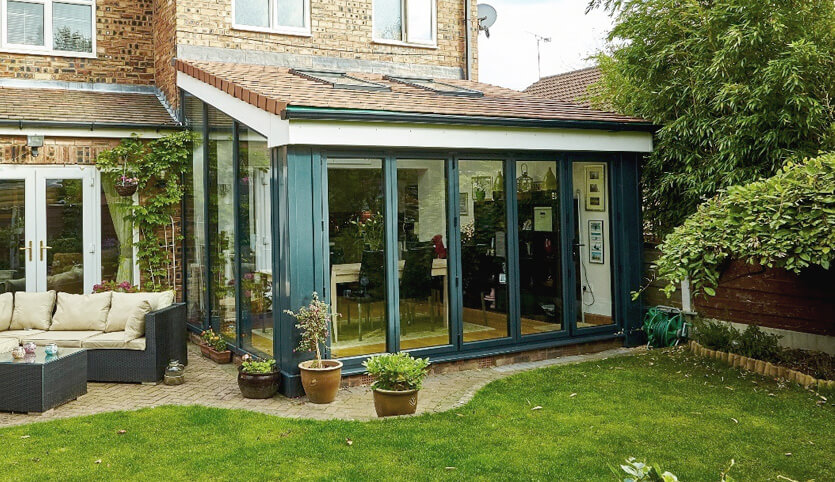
[643,306,688,348]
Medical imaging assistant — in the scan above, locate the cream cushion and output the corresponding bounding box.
[151,290,175,311]
[105,292,171,332]
[0,329,46,342]
[124,300,152,340]
[0,292,12,331]
[0,337,19,352]
[22,330,102,348]
[82,332,147,351]
[51,291,112,331]
[10,291,56,330]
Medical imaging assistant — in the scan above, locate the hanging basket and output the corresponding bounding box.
[115,182,138,197]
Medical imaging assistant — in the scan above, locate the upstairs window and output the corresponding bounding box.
[234,0,309,35]
[1,0,94,56]
[374,0,435,46]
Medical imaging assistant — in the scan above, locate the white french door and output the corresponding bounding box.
[0,166,97,294]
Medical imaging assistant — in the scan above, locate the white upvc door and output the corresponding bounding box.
[0,165,98,294]
[0,167,37,292]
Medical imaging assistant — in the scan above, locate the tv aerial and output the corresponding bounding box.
[477,4,497,38]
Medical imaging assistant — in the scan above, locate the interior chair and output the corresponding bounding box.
[343,249,385,341]
[400,242,436,328]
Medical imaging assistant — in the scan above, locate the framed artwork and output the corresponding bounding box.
[588,220,604,264]
[584,164,606,211]
[459,192,469,216]
[472,176,493,202]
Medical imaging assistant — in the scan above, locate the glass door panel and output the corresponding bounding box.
[572,162,616,328]
[397,159,450,350]
[43,178,85,293]
[517,161,564,335]
[0,178,31,294]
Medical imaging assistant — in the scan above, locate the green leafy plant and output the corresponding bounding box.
[588,0,835,236]
[691,318,737,353]
[612,457,678,482]
[652,154,835,298]
[736,325,782,361]
[96,131,194,291]
[350,212,385,251]
[363,352,430,391]
[240,357,276,375]
[201,329,228,352]
[285,292,336,368]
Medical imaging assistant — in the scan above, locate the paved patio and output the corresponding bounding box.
[0,344,633,427]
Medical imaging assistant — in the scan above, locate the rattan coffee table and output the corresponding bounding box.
[0,347,87,413]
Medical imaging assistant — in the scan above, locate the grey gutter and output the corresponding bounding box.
[0,119,181,130]
[282,106,659,132]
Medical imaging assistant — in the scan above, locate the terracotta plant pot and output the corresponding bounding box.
[372,388,419,417]
[299,359,343,404]
[200,344,232,364]
[237,367,280,399]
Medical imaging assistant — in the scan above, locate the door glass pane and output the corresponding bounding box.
[406,0,433,43]
[235,0,270,27]
[53,2,92,52]
[100,180,134,285]
[238,125,273,356]
[184,93,208,328]
[328,158,386,358]
[0,180,26,294]
[373,0,402,40]
[518,161,563,335]
[397,159,449,350]
[460,161,509,342]
[7,1,45,46]
[207,106,237,343]
[573,162,616,328]
[276,0,305,28]
[45,179,83,294]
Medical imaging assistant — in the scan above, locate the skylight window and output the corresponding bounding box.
[385,76,483,97]
[290,70,391,92]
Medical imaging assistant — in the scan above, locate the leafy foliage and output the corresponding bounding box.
[285,292,336,367]
[240,358,277,375]
[693,318,781,361]
[363,352,430,391]
[96,132,194,291]
[588,0,835,234]
[201,329,228,352]
[653,154,835,297]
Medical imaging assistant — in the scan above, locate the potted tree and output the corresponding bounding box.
[200,329,232,364]
[285,292,343,404]
[363,352,430,417]
[237,355,279,399]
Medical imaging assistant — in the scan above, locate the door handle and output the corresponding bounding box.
[39,240,52,261]
[19,241,32,262]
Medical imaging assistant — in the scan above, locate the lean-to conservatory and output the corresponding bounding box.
[177,60,653,396]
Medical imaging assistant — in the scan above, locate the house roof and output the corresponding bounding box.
[177,60,652,131]
[524,67,602,105]
[0,87,179,128]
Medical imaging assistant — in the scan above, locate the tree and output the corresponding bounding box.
[588,0,835,235]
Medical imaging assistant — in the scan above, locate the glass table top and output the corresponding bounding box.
[0,346,84,365]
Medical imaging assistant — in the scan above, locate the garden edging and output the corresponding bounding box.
[689,340,835,391]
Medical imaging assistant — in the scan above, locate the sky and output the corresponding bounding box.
[477,0,614,91]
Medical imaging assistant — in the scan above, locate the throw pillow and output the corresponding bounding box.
[51,291,112,331]
[10,291,57,330]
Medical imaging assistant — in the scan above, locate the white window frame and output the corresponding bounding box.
[232,0,311,37]
[372,0,437,49]
[0,0,95,58]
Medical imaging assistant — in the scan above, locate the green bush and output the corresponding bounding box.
[240,358,276,375]
[736,325,782,361]
[363,352,430,391]
[692,319,782,362]
[691,318,737,353]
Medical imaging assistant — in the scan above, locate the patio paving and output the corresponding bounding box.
[0,343,633,427]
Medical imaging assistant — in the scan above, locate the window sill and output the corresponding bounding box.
[372,39,438,50]
[232,24,312,38]
[0,47,96,59]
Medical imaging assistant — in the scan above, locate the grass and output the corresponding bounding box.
[1,348,832,481]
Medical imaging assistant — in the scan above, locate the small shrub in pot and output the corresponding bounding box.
[238,356,279,399]
[286,292,343,404]
[363,352,430,417]
[200,329,232,364]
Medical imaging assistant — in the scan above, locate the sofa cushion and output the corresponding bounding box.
[152,290,175,311]
[106,293,164,332]
[22,330,103,348]
[82,331,146,351]
[10,291,56,330]
[125,300,152,340]
[51,292,112,331]
[0,337,19,353]
[0,292,12,331]
[0,329,46,342]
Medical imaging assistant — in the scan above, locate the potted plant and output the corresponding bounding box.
[115,175,140,197]
[363,352,430,417]
[200,329,232,364]
[285,292,343,404]
[237,355,279,399]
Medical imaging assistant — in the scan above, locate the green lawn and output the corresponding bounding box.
[2,349,832,481]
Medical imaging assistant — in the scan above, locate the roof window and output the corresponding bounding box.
[385,76,483,97]
[290,70,391,92]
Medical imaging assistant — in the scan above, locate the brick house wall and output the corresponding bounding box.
[0,137,121,165]
[154,0,179,109]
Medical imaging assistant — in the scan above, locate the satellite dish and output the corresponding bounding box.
[477,4,497,38]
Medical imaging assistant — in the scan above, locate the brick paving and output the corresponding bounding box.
[0,344,632,427]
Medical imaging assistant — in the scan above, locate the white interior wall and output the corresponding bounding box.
[573,161,613,318]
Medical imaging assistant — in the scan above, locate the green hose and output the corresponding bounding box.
[643,306,688,348]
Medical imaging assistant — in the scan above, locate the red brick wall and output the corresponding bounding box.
[154,0,179,108]
[0,136,120,164]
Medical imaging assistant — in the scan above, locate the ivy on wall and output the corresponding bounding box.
[653,153,835,298]
[96,132,194,291]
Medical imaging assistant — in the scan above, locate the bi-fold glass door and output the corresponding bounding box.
[0,166,96,294]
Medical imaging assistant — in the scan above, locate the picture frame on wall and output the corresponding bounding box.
[584,164,606,211]
[588,220,604,264]
[459,192,469,216]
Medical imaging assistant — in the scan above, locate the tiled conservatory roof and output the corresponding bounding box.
[0,87,179,127]
[176,60,652,129]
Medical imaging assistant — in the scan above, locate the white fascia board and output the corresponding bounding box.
[0,127,168,138]
[288,121,653,153]
[177,72,289,147]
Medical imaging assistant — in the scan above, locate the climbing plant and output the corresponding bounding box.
[96,131,194,291]
[653,153,835,298]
